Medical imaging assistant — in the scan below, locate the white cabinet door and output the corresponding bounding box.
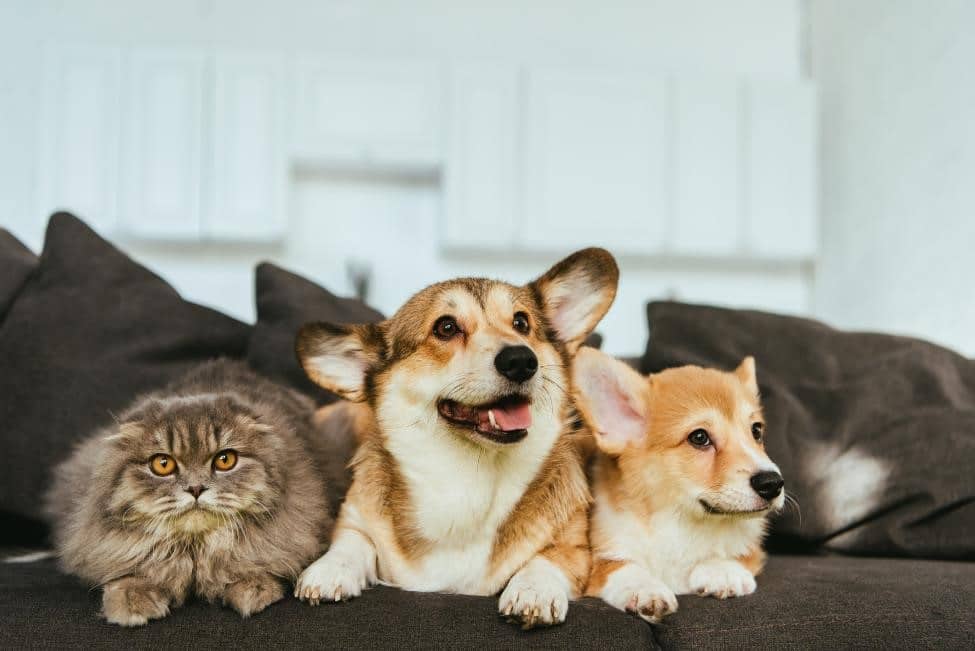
[35,45,121,236]
[206,53,288,240]
[521,67,669,253]
[745,81,817,258]
[442,63,519,249]
[293,58,442,169]
[121,48,206,239]
[671,79,741,256]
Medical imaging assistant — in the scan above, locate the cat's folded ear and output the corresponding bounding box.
[530,248,619,354]
[296,322,385,402]
[102,421,144,444]
[572,347,649,455]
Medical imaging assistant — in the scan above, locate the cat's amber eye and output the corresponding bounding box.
[212,449,238,472]
[149,454,177,477]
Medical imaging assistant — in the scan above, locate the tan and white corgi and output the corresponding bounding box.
[293,249,619,628]
[573,348,785,623]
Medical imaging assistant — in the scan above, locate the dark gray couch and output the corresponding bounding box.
[2,215,974,648]
[3,552,972,648]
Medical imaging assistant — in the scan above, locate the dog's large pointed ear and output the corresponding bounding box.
[735,356,759,397]
[296,322,385,402]
[530,248,619,353]
[572,347,649,455]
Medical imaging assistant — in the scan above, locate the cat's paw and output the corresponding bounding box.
[102,579,171,627]
[600,563,678,623]
[498,558,571,629]
[295,553,368,605]
[224,574,285,617]
[688,560,756,599]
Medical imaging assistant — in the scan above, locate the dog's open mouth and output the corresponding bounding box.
[437,395,532,444]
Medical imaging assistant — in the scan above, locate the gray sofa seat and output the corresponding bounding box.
[3,553,973,649]
[0,553,653,649]
[656,554,975,649]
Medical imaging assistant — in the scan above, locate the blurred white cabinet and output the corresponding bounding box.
[294,59,442,169]
[206,53,289,240]
[36,46,290,241]
[671,79,741,256]
[442,64,519,248]
[121,48,206,238]
[441,66,817,262]
[745,81,817,258]
[520,68,669,253]
[35,45,121,235]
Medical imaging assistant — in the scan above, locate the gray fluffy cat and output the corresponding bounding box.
[44,360,334,626]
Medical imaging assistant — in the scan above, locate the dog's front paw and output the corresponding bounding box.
[102,579,171,626]
[499,559,571,629]
[600,566,678,623]
[621,585,679,623]
[295,553,368,605]
[688,560,756,599]
[224,574,284,617]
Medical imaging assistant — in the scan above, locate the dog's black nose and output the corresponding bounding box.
[186,485,208,499]
[750,471,784,500]
[494,345,538,383]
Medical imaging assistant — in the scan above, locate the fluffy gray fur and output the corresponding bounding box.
[44,360,333,626]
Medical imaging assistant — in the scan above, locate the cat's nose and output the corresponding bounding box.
[186,485,208,499]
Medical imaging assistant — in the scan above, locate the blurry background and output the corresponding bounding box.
[0,1,971,356]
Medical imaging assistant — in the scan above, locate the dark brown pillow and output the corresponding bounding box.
[247,263,384,404]
[0,213,251,543]
[641,301,975,560]
[0,228,37,323]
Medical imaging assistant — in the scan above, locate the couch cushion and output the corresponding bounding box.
[0,228,36,322]
[641,301,975,560]
[0,554,656,649]
[0,214,251,543]
[248,262,384,404]
[653,554,975,649]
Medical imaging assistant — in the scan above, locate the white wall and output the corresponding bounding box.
[811,0,975,355]
[0,1,807,356]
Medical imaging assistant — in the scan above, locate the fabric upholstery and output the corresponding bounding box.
[0,554,656,650]
[248,263,384,405]
[654,554,975,649]
[0,228,36,322]
[3,553,971,648]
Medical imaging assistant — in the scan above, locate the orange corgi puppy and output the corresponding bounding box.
[294,249,619,628]
[573,348,784,622]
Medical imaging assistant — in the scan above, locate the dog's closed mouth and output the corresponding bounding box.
[437,395,531,444]
[699,500,770,517]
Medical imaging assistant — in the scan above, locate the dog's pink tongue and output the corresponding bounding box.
[483,402,532,431]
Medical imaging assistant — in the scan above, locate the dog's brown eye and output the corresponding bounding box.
[213,449,238,472]
[752,422,764,441]
[512,312,530,335]
[688,429,711,448]
[149,454,177,477]
[433,316,460,340]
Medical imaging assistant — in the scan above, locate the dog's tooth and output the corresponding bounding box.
[488,409,498,429]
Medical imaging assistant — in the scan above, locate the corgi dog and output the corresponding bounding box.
[573,348,785,623]
[293,248,619,628]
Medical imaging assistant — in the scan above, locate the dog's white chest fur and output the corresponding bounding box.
[594,500,763,594]
[379,412,559,595]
